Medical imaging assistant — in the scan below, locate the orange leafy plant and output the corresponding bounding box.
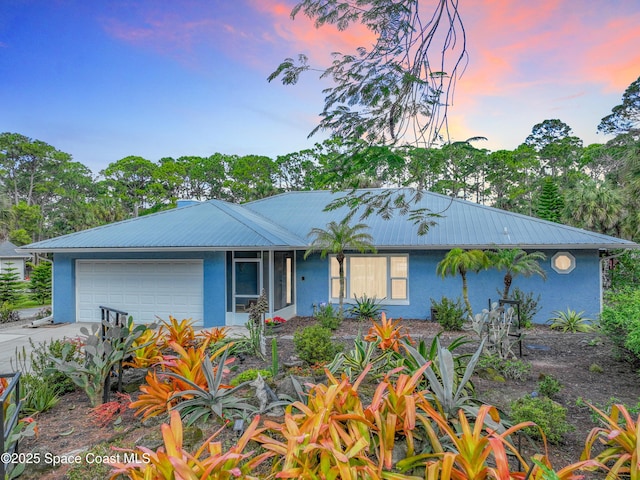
[158,316,196,347]
[110,410,270,480]
[196,326,228,347]
[364,313,413,352]
[129,370,176,420]
[365,363,440,471]
[252,365,382,479]
[124,327,164,368]
[397,404,597,479]
[581,403,640,479]
[131,342,233,420]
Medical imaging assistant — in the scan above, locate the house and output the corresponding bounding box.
[21,189,636,326]
[0,240,31,280]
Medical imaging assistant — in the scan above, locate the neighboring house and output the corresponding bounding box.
[21,189,636,326]
[0,240,31,280]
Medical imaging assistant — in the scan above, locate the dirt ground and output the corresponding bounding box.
[17,317,640,478]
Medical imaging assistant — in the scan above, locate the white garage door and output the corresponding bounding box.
[76,260,204,325]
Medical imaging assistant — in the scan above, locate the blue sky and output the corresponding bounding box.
[1,0,639,174]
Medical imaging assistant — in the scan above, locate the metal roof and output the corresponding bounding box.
[24,200,305,251]
[22,189,637,252]
[246,189,637,250]
[0,240,31,258]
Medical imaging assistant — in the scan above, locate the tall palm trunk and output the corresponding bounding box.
[503,272,513,299]
[461,271,472,317]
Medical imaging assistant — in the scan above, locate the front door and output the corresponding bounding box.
[233,258,261,314]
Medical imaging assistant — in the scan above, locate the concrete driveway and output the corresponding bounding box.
[0,321,88,372]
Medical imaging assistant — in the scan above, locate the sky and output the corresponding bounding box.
[1,0,639,174]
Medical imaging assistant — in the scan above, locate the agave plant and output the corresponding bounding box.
[404,337,485,421]
[348,293,384,321]
[48,320,148,406]
[547,309,595,333]
[166,349,256,425]
[400,334,472,384]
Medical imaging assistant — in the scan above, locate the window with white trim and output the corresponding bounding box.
[551,252,575,274]
[330,255,408,302]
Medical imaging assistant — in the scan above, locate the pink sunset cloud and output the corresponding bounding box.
[253,0,376,66]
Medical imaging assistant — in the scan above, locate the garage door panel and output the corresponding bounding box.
[76,261,204,325]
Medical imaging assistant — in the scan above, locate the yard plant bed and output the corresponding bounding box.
[17,317,640,479]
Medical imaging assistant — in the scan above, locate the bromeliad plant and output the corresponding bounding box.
[396,404,595,479]
[365,363,438,469]
[253,365,380,479]
[111,410,270,480]
[124,327,164,368]
[158,316,197,347]
[130,342,233,420]
[364,313,413,353]
[581,403,640,479]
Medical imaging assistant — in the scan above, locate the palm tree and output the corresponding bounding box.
[486,248,547,299]
[436,248,489,316]
[304,220,376,316]
[563,180,624,237]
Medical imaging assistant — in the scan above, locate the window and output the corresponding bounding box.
[551,252,575,274]
[274,252,294,310]
[330,255,408,302]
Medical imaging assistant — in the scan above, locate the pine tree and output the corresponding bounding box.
[29,261,52,304]
[0,262,23,304]
[537,177,564,223]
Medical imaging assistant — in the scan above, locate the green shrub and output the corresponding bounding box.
[20,373,60,414]
[230,369,273,386]
[589,363,603,373]
[510,396,572,444]
[588,396,640,424]
[0,302,20,323]
[430,296,465,331]
[12,338,81,394]
[477,354,532,381]
[511,288,541,328]
[293,325,342,365]
[537,374,562,398]
[609,250,640,292]
[601,288,640,364]
[348,294,383,321]
[315,303,341,330]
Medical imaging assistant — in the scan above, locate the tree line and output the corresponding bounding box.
[1,76,638,246]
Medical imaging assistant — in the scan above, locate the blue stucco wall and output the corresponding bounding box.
[52,251,226,327]
[296,249,602,323]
